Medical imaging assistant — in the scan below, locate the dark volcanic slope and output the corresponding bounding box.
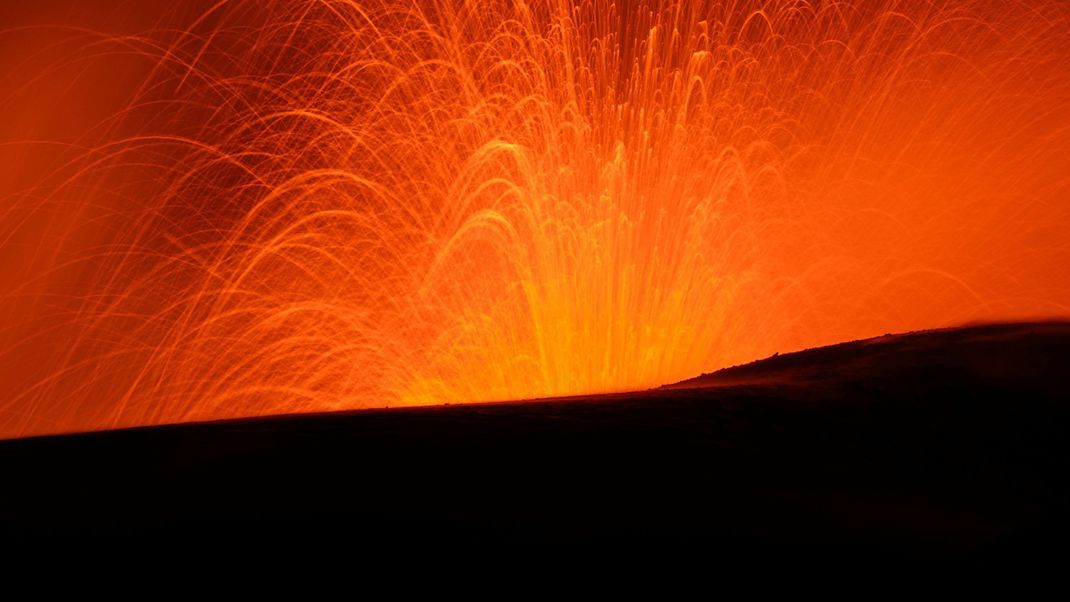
[668,321,1070,394]
[2,322,1069,563]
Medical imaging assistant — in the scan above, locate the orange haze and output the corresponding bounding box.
[2,0,1069,438]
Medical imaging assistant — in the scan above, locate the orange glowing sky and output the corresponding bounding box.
[1,0,1069,438]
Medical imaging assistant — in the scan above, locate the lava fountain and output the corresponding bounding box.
[1,0,1069,437]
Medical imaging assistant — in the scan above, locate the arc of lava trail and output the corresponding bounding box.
[1,0,1069,437]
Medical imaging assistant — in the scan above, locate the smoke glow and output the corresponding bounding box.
[2,0,1069,437]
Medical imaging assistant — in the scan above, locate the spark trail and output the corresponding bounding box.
[1,0,1069,437]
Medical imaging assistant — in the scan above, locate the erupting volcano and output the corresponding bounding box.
[2,0,1069,438]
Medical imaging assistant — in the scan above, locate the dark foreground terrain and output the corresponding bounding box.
[2,322,1068,566]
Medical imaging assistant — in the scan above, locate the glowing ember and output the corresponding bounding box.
[1,0,1069,437]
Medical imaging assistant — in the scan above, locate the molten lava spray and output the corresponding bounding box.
[2,0,1069,437]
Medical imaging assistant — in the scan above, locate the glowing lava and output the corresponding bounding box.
[1,0,1069,437]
